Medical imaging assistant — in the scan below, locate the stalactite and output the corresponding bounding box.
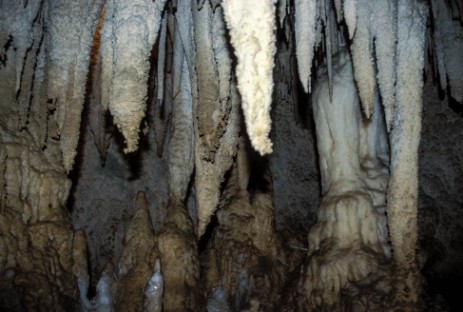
[222,0,276,155]
[100,4,113,113]
[372,0,397,131]
[175,0,195,74]
[195,81,240,237]
[156,16,167,108]
[350,0,375,118]
[168,31,194,202]
[343,0,357,39]
[46,0,104,172]
[387,0,428,306]
[433,31,448,90]
[295,0,318,93]
[153,12,174,158]
[324,0,333,101]
[103,0,167,154]
[88,14,113,166]
[194,3,239,237]
[32,36,48,148]
[333,0,343,22]
[194,2,223,158]
[278,0,288,28]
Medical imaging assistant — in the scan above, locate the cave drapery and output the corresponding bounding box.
[0,0,462,311]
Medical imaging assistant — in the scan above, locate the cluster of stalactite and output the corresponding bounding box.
[0,0,462,310]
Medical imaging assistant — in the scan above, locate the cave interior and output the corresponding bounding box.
[0,0,462,311]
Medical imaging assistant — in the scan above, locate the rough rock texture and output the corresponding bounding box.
[71,84,170,281]
[270,24,320,236]
[418,77,463,310]
[0,116,75,310]
[1,1,463,311]
[203,160,287,311]
[157,200,199,311]
[115,192,158,312]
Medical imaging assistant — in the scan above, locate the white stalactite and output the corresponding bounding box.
[295,0,318,93]
[104,0,167,154]
[343,0,357,39]
[46,0,103,172]
[351,0,375,118]
[222,0,277,155]
[387,0,428,304]
[372,0,397,131]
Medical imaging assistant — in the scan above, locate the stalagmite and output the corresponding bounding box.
[207,288,231,312]
[144,258,164,312]
[300,49,391,309]
[73,230,92,310]
[103,0,167,153]
[78,263,116,312]
[116,191,158,311]
[295,0,318,93]
[203,161,286,310]
[46,1,104,172]
[222,0,277,155]
[387,0,428,305]
[157,201,199,311]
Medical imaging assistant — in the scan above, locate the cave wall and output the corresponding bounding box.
[418,77,463,308]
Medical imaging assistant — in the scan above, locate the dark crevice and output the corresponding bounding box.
[0,35,13,67]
